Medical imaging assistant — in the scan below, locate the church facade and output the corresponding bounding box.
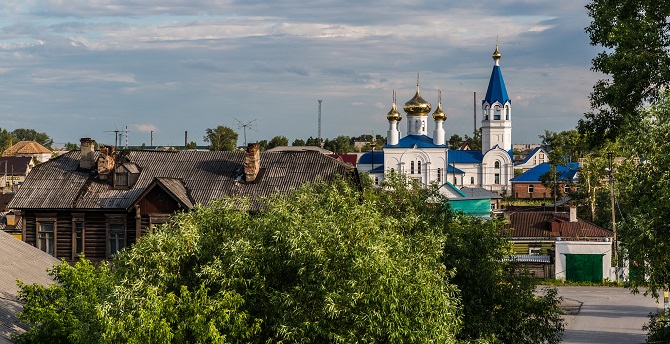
[358,45,514,196]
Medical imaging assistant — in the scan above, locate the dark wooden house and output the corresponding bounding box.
[8,139,359,263]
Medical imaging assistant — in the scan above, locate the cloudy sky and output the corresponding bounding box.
[0,1,603,147]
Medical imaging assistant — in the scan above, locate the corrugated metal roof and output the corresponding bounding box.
[9,150,356,210]
[483,65,510,105]
[0,230,59,341]
[447,150,483,163]
[0,157,33,175]
[502,211,612,238]
[384,135,447,149]
[510,162,579,183]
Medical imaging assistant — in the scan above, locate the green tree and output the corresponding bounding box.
[267,135,288,150]
[65,142,80,151]
[305,136,321,147]
[203,126,238,151]
[448,134,463,150]
[184,141,198,149]
[11,128,53,148]
[539,130,585,164]
[442,216,564,343]
[0,128,13,152]
[579,0,670,146]
[323,135,353,153]
[291,138,305,146]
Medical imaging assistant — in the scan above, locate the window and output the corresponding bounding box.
[494,173,500,184]
[108,223,126,257]
[505,106,509,120]
[410,161,415,174]
[528,185,534,193]
[471,176,475,184]
[529,247,542,256]
[539,153,545,161]
[37,221,55,255]
[417,162,421,175]
[494,105,501,120]
[115,172,129,187]
[72,219,84,259]
[437,168,441,183]
[564,185,570,194]
[494,161,500,169]
[374,176,379,185]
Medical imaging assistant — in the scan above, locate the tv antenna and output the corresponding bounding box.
[103,125,130,148]
[234,118,257,147]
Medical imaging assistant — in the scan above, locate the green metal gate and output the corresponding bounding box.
[565,254,603,282]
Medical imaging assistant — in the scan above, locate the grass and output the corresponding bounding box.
[539,278,626,287]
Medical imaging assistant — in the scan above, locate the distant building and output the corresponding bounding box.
[2,141,52,163]
[510,162,579,199]
[0,157,34,193]
[358,44,514,195]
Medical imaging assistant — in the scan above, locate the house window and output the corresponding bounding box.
[37,221,55,255]
[417,162,421,175]
[564,185,570,194]
[539,153,545,161]
[529,247,542,256]
[72,219,84,259]
[410,161,415,174]
[494,105,501,120]
[108,223,126,257]
[374,176,379,185]
[528,185,534,193]
[437,168,441,183]
[494,173,500,184]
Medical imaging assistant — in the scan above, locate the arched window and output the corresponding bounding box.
[484,105,489,120]
[494,161,500,169]
[417,161,421,175]
[494,105,501,120]
[437,168,441,183]
[505,106,509,120]
[410,161,415,174]
[471,177,475,184]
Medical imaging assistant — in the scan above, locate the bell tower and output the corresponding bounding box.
[481,43,512,152]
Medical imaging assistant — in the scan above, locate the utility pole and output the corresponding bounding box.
[607,151,618,282]
[318,100,323,148]
[473,92,477,139]
[234,118,257,147]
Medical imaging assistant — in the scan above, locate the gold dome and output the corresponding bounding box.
[492,44,501,61]
[403,75,431,116]
[387,91,402,122]
[432,90,446,121]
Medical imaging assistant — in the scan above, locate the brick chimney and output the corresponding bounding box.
[569,206,577,222]
[244,143,261,183]
[97,145,116,180]
[80,138,96,169]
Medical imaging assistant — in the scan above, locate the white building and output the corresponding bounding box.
[359,44,514,196]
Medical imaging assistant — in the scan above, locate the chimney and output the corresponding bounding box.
[244,143,261,183]
[569,206,577,222]
[97,145,116,180]
[80,138,96,169]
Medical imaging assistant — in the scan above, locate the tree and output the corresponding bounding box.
[184,141,198,149]
[305,136,321,147]
[267,135,288,150]
[65,142,80,151]
[11,128,53,148]
[442,216,564,343]
[0,128,12,153]
[579,0,670,146]
[448,134,463,150]
[203,126,238,151]
[323,135,353,153]
[291,138,305,146]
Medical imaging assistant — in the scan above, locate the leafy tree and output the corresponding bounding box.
[11,128,53,148]
[539,130,586,165]
[323,135,353,153]
[464,129,482,151]
[203,126,238,151]
[267,135,288,149]
[448,134,463,150]
[579,0,670,146]
[305,136,321,147]
[256,139,268,151]
[65,142,80,151]
[291,138,305,146]
[184,141,198,149]
[442,216,564,343]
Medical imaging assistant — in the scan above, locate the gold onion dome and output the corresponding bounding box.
[387,101,402,122]
[404,77,431,116]
[492,44,501,61]
[432,90,446,121]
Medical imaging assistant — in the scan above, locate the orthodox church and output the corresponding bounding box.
[358,45,514,196]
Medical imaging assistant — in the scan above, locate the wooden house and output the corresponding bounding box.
[8,139,359,263]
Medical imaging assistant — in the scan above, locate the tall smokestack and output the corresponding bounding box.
[80,138,96,169]
[185,131,188,147]
[151,131,154,146]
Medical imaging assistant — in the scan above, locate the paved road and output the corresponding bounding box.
[555,286,662,344]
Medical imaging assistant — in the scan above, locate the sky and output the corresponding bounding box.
[0,1,604,148]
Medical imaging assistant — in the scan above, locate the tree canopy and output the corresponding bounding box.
[16,176,563,343]
[203,126,238,151]
[579,0,670,146]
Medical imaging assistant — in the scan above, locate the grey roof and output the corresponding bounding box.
[0,230,59,342]
[9,150,357,210]
[460,187,502,200]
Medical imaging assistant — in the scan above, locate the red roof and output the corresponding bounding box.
[502,211,612,239]
[328,153,357,167]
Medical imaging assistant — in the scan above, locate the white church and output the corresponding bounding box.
[358,45,514,196]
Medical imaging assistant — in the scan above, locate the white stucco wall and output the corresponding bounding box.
[555,241,613,281]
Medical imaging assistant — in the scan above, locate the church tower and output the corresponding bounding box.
[403,75,431,136]
[386,91,402,146]
[432,90,446,145]
[481,44,512,152]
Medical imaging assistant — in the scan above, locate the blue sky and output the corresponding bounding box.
[0,1,602,147]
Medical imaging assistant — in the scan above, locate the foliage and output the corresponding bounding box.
[203,126,238,151]
[184,141,198,149]
[442,216,564,344]
[580,0,670,146]
[15,259,112,343]
[305,136,321,147]
[643,310,670,343]
[291,138,305,146]
[449,134,463,150]
[11,128,54,148]
[539,130,586,164]
[323,135,353,153]
[267,135,288,150]
[615,91,670,297]
[64,142,80,151]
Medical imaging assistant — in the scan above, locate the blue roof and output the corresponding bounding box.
[447,150,483,164]
[358,151,384,164]
[446,165,464,174]
[483,65,510,106]
[370,165,385,173]
[517,146,544,165]
[384,135,447,149]
[510,162,580,183]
